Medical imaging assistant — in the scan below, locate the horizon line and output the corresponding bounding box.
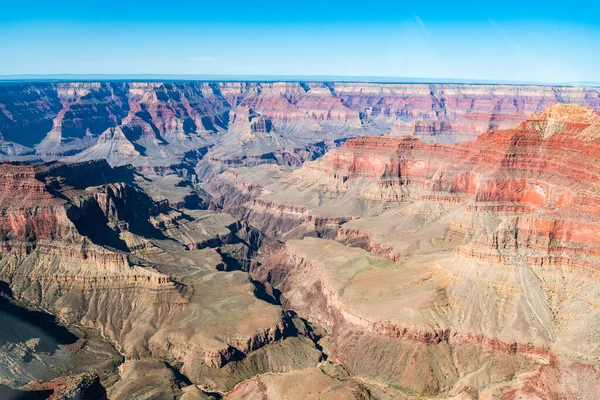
[0,74,599,88]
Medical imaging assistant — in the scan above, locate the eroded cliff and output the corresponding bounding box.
[205,104,600,398]
[2,81,600,174]
[0,160,326,397]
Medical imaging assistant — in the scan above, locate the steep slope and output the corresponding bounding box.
[0,160,325,396]
[206,104,600,398]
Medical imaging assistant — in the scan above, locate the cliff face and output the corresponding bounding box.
[0,160,325,395]
[5,91,600,398]
[0,161,185,316]
[2,82,600,171]
[204,104,600,398]
[298,104,600,268]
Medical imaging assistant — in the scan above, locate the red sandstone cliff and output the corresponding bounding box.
[296,104,600,269]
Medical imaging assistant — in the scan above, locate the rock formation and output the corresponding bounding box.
[205,104,600,398]
[3,80,600,399]
[2,81,600,173]
[0,160,324,397]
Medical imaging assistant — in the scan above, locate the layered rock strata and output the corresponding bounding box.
[4,98,600,397]
[206,104,600,397]
[0,160,322,396]
[2,82,600,171]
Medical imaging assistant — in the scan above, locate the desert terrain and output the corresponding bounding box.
[0,81,599,399]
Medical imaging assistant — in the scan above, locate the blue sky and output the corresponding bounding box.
[1,0,599,83]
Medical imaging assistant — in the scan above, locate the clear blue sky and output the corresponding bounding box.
[1,0,599,83]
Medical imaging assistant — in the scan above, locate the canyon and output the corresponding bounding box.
[1,81,600,399]
[2,81,600,170]
[205,103,600,398]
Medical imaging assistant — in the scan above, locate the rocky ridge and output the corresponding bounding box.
[2,82,600,174]
[204,104,600,398]
[0,160,332,398]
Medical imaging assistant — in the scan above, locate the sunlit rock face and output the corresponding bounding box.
[3,79,600,399]
[0,160,326,396]
[2,81,600,170]
[204,105,600,398]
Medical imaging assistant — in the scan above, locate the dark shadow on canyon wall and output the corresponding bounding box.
[0,384,53,400]
[0,296,78,352]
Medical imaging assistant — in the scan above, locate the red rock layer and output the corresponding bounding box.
[304,104,600,269]
[0,161,178,286]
